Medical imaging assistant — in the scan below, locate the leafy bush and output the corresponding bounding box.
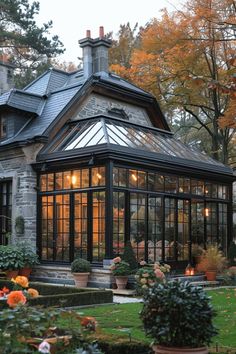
[141,280,218,347]
[0,245,24,270]
[122,241,138,271]
[228,241,236,266]
[110,257,131,276]
[71,258,91,273]
[18,244,39,267]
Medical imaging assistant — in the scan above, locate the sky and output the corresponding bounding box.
[34,0,182,65]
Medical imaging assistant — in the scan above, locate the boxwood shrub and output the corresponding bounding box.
[0,280,113,308]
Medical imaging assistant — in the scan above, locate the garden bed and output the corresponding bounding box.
[0,280,113,308]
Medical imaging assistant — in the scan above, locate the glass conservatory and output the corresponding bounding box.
[36,115,233,268]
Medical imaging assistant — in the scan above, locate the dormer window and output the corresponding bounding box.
[107,108,129,120]
[0,116,7,139]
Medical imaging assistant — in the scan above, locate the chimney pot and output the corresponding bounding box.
[99,26,104,38]
[86,30,91,38]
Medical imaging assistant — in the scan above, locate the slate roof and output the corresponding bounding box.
[0,68,153,147]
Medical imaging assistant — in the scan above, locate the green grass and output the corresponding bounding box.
[58,288,236,348]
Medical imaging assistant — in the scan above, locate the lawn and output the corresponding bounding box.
[58,288,236,348]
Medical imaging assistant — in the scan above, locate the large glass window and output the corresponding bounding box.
[130,193,146,261]
[41,195,53,261]
[74,193,88,259]
[113,192,125,256]
[148,197,163,262]
[191,201,204,247]
[92,191,106,261]
[55,194,70,261]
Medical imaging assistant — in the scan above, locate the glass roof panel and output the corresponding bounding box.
[46,116,224,168]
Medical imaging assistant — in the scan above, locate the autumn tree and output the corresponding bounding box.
[0,0,64,87]
[109,23,141,80]
[111,0,236,164]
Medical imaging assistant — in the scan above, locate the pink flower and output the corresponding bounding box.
[110,264,116,271]
[113,257,121,264]
[140,260,147,266]
[38,341,51,353]
[154,268,165,279]
[142,273,149,278]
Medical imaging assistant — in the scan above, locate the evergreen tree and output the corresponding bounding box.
[122,241,138,271]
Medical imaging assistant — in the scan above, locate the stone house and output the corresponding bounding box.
[0,28,234,287]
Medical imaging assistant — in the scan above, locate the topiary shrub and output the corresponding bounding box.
[122,241,138,271]
[140,280,218,348]
[228,241,236,266]
[71,258,91,273]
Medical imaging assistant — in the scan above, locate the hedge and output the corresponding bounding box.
[98,340,152,354]
[0,280,113,308]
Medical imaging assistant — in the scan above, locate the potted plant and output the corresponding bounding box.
[110,257,131,289]
[191,244,204,265]
[71,258,91,287]
[0,245,24,279]
[18,244,40,278]
[197,245,227,281]
[141,280,218,354]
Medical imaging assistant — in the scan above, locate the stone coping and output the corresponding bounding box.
[33,265,112,274]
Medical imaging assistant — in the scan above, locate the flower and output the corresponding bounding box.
[11,276,29,288]
[140,260,147,266]
[7,290,27,308]
[110,258,131,276]
[80,316,97,331]
[135,262,171,296]
[38,341,51,354]
[27,288,39,298]
[154,268,165,279]
[2,287,9,294]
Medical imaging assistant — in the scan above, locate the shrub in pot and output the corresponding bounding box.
[18,244,40,277]
[197,245,227,280]
[141,280,218,354]
[110,257,131,289]
[71,258,91,287]
[0,245,24,279]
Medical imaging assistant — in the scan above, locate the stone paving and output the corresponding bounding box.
[113,295,143,304]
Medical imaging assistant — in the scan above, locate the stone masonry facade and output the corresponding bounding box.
[0,143,43,248]
[73,93,152,126]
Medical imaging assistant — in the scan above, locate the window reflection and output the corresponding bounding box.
[93,191,106,261]
[92,167,105,186]
[113,192,125,255]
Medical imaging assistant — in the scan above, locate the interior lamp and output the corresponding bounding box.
[185,264,195,276]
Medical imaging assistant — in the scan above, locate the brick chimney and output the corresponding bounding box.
[0,55,15,95]
[79,27,112,78]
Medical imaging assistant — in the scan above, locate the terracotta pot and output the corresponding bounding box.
[72,272,90,287]
[19,267,32,278]
[152,345,208,354]
[205,270,217,281]
[6,269,19,279]
[115,276,128,290]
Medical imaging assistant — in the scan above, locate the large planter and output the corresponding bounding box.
[152,345,208,354]
[115,276,128,290]
[72,272,90,287]
[205,270,217,281]
[19,267,32,278]
[6,269,19,279]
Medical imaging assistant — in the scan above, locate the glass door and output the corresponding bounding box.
[74,192,88,259]
[147,196,163,262]
[164,198,190,262]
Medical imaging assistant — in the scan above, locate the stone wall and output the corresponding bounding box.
[0,143,43,248]
[31,265,114,288]
[73,93,152,126]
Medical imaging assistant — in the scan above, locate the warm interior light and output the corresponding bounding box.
[205,208,209,217]
[185,264,195,276]
[71,175,77,185]
[96,173,102,180]
[131,173,138,181]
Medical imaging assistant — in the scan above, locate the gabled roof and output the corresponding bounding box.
[0,67,169,148]
[0,89,45,114]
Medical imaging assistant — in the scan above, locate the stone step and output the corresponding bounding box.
[189,280,220,287]
[112,289,136,296]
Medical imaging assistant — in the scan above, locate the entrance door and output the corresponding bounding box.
[130,193,163,262]
[164,198,190,261]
